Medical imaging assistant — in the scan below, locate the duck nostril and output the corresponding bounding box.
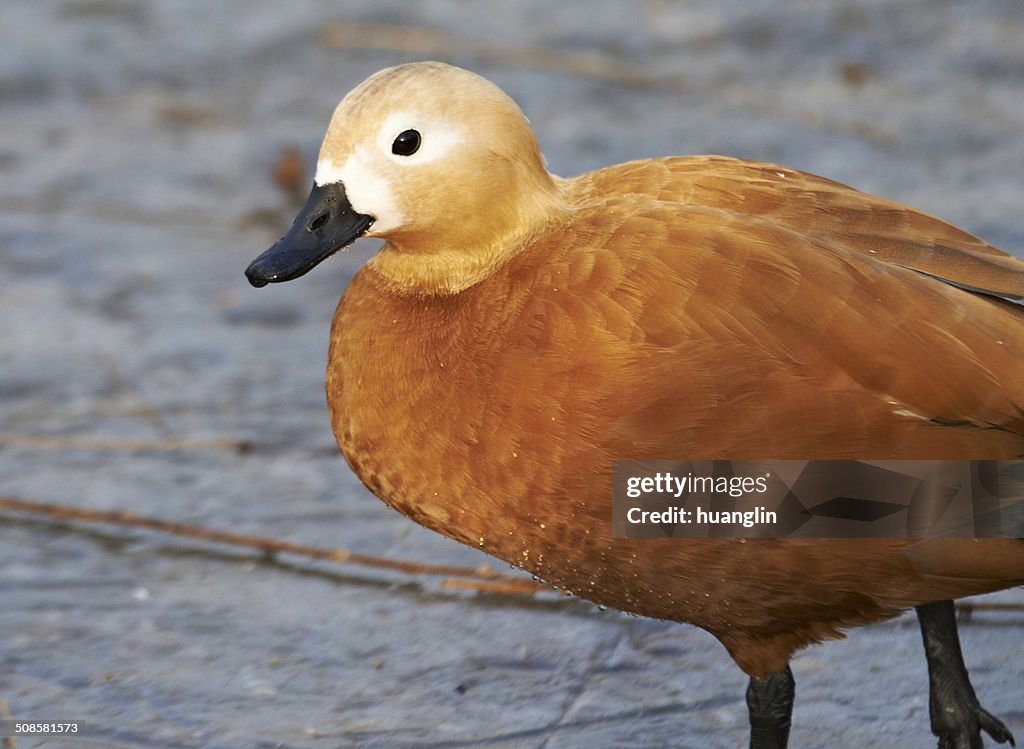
[308,211,331,232]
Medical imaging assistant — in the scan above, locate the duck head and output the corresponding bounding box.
[246,61,563,294]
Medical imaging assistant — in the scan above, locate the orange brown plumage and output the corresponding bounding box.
[247,61,1024,745]
[326,154,1024,673]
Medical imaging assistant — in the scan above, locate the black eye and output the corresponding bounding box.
[391,129,421,156]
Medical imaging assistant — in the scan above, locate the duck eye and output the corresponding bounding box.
[391,129,421,156]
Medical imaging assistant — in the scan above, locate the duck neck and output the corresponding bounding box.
[365,172,571,296]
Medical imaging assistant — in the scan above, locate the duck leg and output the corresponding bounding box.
[746,664,794,749]
[915,600,1015,749]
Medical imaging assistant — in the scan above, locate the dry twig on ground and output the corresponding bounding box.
[0,495,545,594]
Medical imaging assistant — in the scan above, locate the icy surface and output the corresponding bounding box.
[1,1,1022,747]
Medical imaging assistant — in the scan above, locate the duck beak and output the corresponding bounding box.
[245,182,374,287]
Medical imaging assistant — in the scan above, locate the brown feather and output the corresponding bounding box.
[304,64,1024,678]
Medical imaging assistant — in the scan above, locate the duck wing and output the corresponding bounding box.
[584,155,1024,298]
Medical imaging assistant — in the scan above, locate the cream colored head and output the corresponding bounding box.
[313,62,562,293]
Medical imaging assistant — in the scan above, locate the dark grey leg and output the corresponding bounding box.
[916,600,1015,749]
[747,664,794,749]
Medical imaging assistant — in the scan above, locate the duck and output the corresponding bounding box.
[245,61,1024,749]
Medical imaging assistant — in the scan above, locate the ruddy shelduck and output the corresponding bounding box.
[247,62,1024,749]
